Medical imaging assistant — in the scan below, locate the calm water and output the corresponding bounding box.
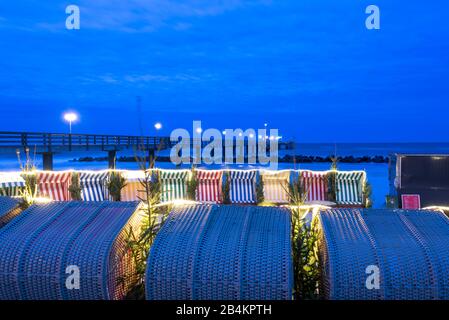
[2,143,448,208]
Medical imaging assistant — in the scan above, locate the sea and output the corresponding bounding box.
[2,142,449,209]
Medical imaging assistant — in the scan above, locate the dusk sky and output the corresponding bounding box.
[0,1,448,142]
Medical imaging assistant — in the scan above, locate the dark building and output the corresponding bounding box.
[389,154,449,208]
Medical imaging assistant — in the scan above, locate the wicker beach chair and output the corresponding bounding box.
[319,208,449,300]
[335,171,365,206]
[0,197,22,228]
[260,170,290,203]
[300,170,328,202]
[0,173,25,197]
[228,170,258,204]
[79,171,110,201]
[196,170,223,203]
[146,204,292,300]
[37,171,72,201]
[0,201,143,300]
[159,170,189,203]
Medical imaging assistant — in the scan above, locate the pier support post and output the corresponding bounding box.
[148,149,155,168]
[42,153,54,171]
[108,150,117,169]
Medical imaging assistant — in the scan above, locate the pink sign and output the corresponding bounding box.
[401,194,421,209]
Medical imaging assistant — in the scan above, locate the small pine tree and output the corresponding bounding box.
[327,158,338,202]
[222,172,231,204]
[283,176,320,299]
[17,147,38,209]
[108,171,127,202]
[19,173,38,209]
[287,176,307,205]
[68,172,82,201]
[121,147,168,300]
[326,172,336,202]
[186,168,198,201]
[363,180,373,208]
[256,175,265,205]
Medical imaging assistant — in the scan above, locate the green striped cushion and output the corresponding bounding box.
[0,186,23,197]
[336,172,365,205]
[159,170,189,203]
[0,176,25,197]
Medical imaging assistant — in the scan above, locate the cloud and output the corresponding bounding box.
[72,0,269,32]
[99,75,120,84]
[118,73,203,83]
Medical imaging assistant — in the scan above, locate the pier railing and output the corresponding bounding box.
[0,131,171,153]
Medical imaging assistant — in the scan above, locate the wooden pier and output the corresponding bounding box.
[0,131,295,170]
[0,131,171,170]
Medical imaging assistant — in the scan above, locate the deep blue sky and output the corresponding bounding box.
[0,1,448,142]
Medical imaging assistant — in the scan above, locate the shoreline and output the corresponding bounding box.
[69,154,389,164]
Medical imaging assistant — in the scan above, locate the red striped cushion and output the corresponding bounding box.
[300,171,327,202]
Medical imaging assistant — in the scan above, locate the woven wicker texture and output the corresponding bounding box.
[37,171,72,201]
[159,170,189,203]
[196,170,223,203]
[228,170,257,204]
[319,208,449,300]
[0,173,25,197]
[0,201,143,300]
[79,171,109,201]
[0,197,21,228]
[300,170,328,202]
[260,170,290,203]
[146,204,292,300]
[335,172,365,205]
[121,170,146,201]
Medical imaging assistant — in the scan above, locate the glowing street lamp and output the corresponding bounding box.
[63,112,78,134]
[154,122,162,130]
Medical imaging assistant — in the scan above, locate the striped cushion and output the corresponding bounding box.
[79,172,109,202]
[196,170,223,203]
[37,172,72,201]
[0,173,25,197]
[300,171,328,202]
[260,171,290,203]
[121,170,146,201]
[229,170,257,204]
[159,170,189,203]
[335,172,365,205]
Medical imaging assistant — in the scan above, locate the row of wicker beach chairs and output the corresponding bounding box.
[0,198,448,300]
[0,169,367,206]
